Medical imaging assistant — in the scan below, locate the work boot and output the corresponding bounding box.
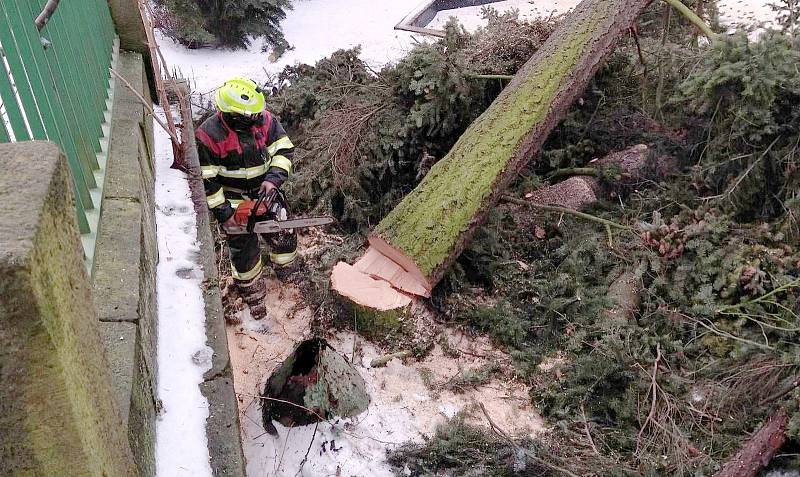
[273,256,306,283]
[237,277,269,320]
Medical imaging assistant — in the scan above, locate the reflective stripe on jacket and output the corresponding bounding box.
[196,111,294,223]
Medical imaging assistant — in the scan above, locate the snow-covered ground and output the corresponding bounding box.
[227,277,542,477]
[158,0,423,97]
[157,0,782,98]
[718,0,779,30]
[429,0,779,32]
[153,107,214,477]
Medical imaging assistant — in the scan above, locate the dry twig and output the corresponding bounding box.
[477,402,582,477]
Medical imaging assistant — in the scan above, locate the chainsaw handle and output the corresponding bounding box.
[246,188,279,233]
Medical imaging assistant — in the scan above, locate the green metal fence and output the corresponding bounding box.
[0,0,117,235]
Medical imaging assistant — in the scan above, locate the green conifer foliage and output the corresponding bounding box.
[154,0,291,49]
[674,32,800,220]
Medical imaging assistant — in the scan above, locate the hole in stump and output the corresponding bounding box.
[261,338,370,434]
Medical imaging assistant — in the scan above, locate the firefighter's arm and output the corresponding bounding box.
[198,141,235,223]
[263,117,294,188]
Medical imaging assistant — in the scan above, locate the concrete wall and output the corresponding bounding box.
[93,50,246,477]
[0,142,137,476]
[92,51,159,477]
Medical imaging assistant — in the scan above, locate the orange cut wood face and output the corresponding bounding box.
[354,247,430,298]
[330,262,412,311]
[366,236,432,297]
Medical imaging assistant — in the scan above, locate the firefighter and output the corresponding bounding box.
[197,77,299,320]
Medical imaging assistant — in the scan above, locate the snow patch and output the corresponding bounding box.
[156,0,424,97]
[227,273,542,476]
[423,0,780,36]
[153,107,213,477]
[718,0,780,31]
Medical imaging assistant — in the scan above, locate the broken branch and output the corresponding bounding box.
[501,195,630,230]
[478,403,582,477]
[467,74,515,81]
[714,408,790,477]
[370,350,412,368]
[34,0,60,31]
[109,68,181,145]
[547,167,599,180]
[662,0,718,41]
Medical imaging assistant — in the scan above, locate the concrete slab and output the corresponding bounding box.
[200,377,247,477]
[93,198,143,323]
[104,118,144,201]
[115,52,147,124]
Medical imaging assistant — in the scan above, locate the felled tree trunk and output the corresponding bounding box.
[332,0,650,313]
[714,409,789,477]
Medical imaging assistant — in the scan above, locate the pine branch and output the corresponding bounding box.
[716,278,800,315]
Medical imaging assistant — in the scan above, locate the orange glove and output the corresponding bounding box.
[233,200,269,226]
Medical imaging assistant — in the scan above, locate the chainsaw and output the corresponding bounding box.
[223,188,334,235]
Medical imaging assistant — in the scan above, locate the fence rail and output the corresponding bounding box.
[0,0,117,237]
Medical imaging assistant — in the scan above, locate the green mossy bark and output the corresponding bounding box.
[304,345,370,418]
[351,302,411,340]
[374,0,649,286]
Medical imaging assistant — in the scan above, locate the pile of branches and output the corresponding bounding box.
[424,16,800,477]
[265,4,799,476]
[270,11,555,232]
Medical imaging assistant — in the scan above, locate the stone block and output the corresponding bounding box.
[107,1,148,54]
[115,52,147,125]
[129,321,157,477]
[105,118,143,201]
[0,141,136,476]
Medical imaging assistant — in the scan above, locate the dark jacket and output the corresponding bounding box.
[197,111,294,223]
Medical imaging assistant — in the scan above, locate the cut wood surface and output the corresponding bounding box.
[354,247,430,298]
[714,409,789,477]
[365,0,650,295]
[330,262,412,311]
[527,176,600,210]
[603,270,641,321]
[526,144,650,210]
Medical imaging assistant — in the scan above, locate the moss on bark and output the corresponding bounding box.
[373,0,649,288]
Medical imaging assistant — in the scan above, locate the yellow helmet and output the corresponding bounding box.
[214,77,266,116]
